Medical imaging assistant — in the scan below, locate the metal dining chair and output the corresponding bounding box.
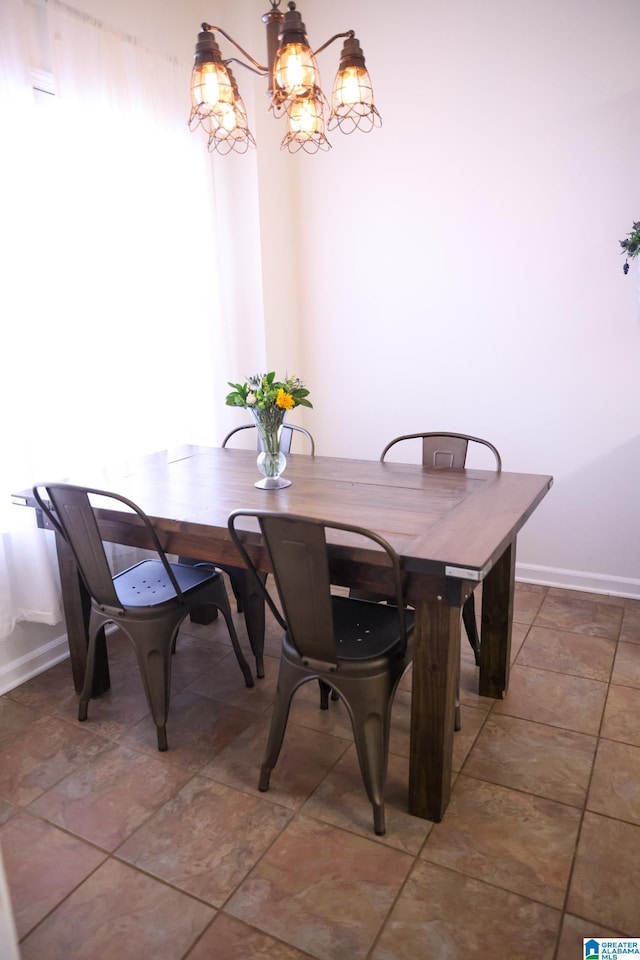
[228,509,415,836]
[33,483,254,751]
[222,422,315,455]
[380,432,501,666]
[190,424,316,679]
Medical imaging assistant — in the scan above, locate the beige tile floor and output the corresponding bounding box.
[1,583,639,959]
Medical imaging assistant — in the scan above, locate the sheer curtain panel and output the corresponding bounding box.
[0,0,227,642]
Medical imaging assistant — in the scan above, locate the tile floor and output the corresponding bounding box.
[1,583,639,960]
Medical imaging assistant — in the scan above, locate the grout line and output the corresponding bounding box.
[3,592,640,957]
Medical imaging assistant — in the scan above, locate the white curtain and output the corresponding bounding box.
[0,0,230,640]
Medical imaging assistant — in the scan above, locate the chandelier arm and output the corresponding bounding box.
[224,57,269,78]
[311,30,354,58]
[202,23,269,73]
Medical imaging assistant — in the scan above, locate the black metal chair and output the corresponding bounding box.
[380,432,502,666]
[228,509,415,836]
[33,483,253,751]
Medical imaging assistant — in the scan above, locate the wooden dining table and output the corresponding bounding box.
[16,444,552,822]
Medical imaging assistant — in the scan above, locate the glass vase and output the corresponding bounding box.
[250,408,291,489]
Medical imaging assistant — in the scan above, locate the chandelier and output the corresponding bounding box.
[188,0,381,155]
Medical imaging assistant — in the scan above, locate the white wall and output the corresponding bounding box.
[253,0,640,597]
[6,0,639,690]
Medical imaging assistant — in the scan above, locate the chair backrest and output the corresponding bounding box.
[33,483,182,610]
[381,432,502,470]
[222,423,315,456]
[228,510,409,664]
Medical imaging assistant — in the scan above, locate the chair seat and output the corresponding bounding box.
[113,559,220,608]
[330,596,414,660]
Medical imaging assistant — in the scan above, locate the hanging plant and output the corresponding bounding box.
[620,221,640,274]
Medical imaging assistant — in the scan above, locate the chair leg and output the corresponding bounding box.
[462,593,480,665]
[218,567,266,679]
[458,594,479,731]
[317,680,340,708]
[78,622,104,723]
[318,679,331,709]
[455,633,462,732]
[134,635,174,751]
[259,657,301,791]
[339,675,392,836]
[353,710,387,836]
[157,724,168,751]
[209,577,254,688]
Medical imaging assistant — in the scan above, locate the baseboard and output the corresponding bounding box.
[0,634,70,696]
[516,562,640,600]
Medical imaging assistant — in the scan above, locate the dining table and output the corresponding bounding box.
[14,443,552,822]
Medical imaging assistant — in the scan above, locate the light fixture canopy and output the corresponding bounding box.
[188,0,381,155]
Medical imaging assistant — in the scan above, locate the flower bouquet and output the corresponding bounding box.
[225,372,312,488]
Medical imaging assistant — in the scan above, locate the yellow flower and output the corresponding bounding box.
[276,388,295,410]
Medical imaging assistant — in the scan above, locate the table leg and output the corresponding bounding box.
[55,533,110,696]
[235,569,266,679]
[188,606,218,625]
[408,598,459,821]
[479,540,515,699]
